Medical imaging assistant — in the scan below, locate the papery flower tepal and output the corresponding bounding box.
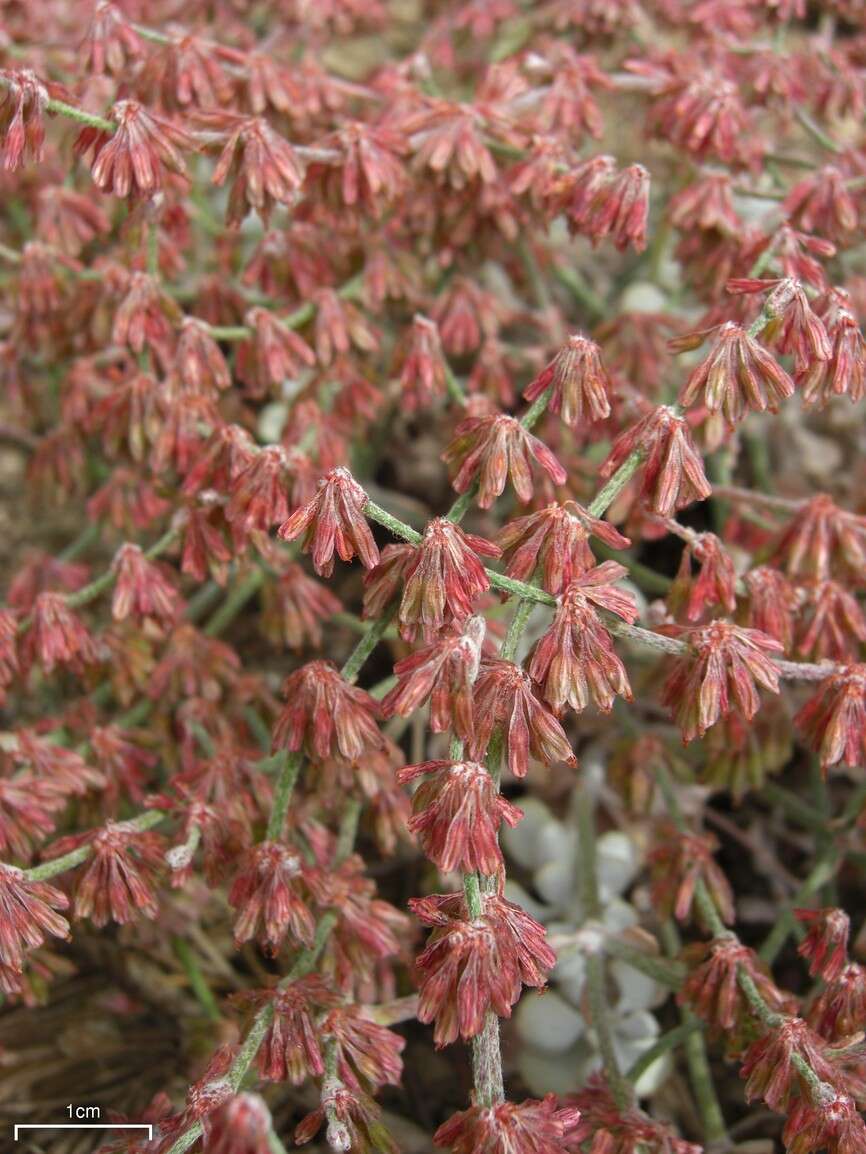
[443,413,567,508]
[523,334,612,427]
[661,621,782,742]
[279,467,379,577]
[397,760,522,875]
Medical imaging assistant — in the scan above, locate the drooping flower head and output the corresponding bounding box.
[528,562,637,715]
[661,620,782,742]
[469,658,576,778]
[443,413,567,509]
[75,100,193,198]
[498,501,630,595]
[411,891,554,1045]
[381,617,485,742]
[523,334,612,428]
[434,1095,581,1154]
[273,661,383,764]
[279,467,379,578]
[229,841,315,953]
[396,759,522,875]
[599,406,712,517]
[796,666,866,772]
[796,907,850,983]
[0,864,69,973]
[396,519,500,642]
[674,322,794,425]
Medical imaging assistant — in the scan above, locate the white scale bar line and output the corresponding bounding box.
[14,1124,154,1138]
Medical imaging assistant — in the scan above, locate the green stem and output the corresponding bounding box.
[624,1020,702,1083]
[661,922,727,1144]
[25,810,165,881]
[173,937,221,1021]
[577,790,631,1110]
[265,751,303,841]
[203,568,264,637]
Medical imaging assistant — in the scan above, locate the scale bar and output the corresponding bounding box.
[14,1124,153,1138]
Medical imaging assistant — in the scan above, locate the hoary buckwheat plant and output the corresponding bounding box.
[0,2,866,1154]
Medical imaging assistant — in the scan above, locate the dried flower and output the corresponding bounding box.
[808,962,866,1040]
[741,566,799,651]
[773,494,866,585]
[674,322,794,425]
[0,864,69,973]
[679,936,789,1031]
[111,544,180,627]
[229,841,315,953]
[295,1084,397,1154]
[411,890,554,1045]
[203,1093,272,1154]
[567,157,650,252]
[322,1005,405,1092]
[799,302,866,409]
[240,307,315,390]
[649,827,735,925]
[175,319,231,396]
[796,581,866,662]
[434,1095,581,1154]
[395,519,500,642]
[237,976,339,1084]
[278,467,379,577]
[0,69,48,171]
[443,413,566,508]
[498,502,629,595]
[661,620,782,743]
[528,563,636,714]
[273,660,382,763]
[523,335,612,427]
[396,314,450,411]
[58,821,165,927]
[669,533,738,622]
[210,114,305,226]
[76,100,193,198]
[741,1017,837,1110]
[796,665,866,771]
[796,907,850,983]
[381,618,485,742]
[599,406,712,517]
[396,759,522,875]
[226,446,292,536]
[23,592,97,673]
[261,564,342,651]
[469,658,576,778]
[570,1073,702,1154]
[782,1092,866,1154]
[79,2,143,75]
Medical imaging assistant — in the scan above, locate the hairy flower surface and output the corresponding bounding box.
[381,619,485,742]
[661,621,782,742]
[675,322,794,424]
[523,334,612,427]
[434,1095,581,1154]
[498,501,629,595]
[229,841,314,953]
[273,661,382,763]
[0,864,69,973]
[469,658,576,778]
[279,467,379,577]
[528,562,636,714]
[796,665,866,771]
[411,891,554,1045]
[600,406,712,517]
[397,759,522,875]
[395,519,500,642]
[443,413,567,508]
